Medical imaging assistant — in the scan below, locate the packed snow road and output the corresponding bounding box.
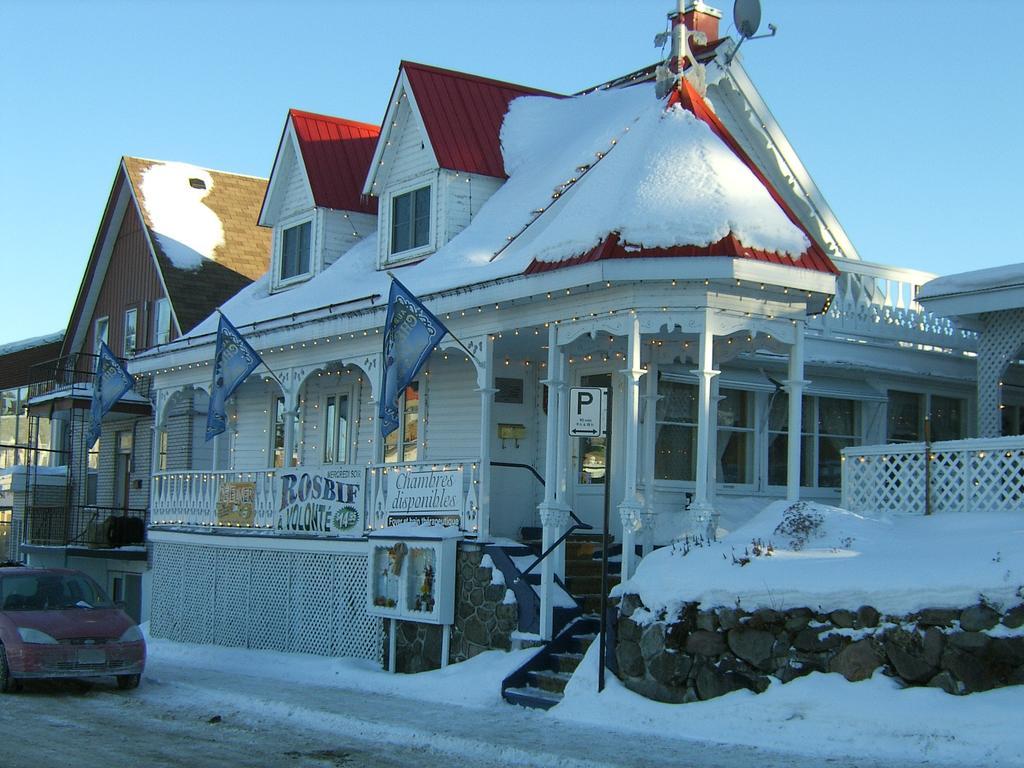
[0,654,945,768]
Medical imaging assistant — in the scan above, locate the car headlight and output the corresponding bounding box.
[17,627,58,644]
[119,625,144,643]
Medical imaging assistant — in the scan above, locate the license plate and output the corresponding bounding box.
[78,648,105,665]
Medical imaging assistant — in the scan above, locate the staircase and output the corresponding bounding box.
[500,532,621,709]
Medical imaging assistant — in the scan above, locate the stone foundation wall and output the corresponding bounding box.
[388,545,518,673]
[616,594,1024,702]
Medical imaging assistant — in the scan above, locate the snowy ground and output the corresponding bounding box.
[3,623,1021,767]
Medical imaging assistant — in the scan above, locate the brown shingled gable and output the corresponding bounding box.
[122,157,271,334]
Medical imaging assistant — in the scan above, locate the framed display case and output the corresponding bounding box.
[367,523,460,625]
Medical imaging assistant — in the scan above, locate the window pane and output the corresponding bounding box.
[819,398,855,436]
[337,395,349,463]
[930,396,964,441]
[887,391,921,442]
[124,309,137,356]
[324,397,337,463]
[273,396,286,468]
[767,433,813,486]
[657,380,696,423]
[655,424,695,481]
[413,186,431,248]
[391,192,412,253]
[818,435,853,488]
[282,222,311,279]
[717,389,750,428]
[717,430,749,483]
[154,299,171,345]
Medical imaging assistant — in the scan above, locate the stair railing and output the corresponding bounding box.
[490,461,544,486]
[514,511,593,584]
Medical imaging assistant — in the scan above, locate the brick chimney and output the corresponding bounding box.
[683,1,722,42]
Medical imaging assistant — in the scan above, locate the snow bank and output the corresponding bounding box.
[140,161,225,270]
[556,641,1024,766]
[623,500,1024,617]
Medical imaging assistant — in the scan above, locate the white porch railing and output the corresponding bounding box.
[151,470,279,528]
[367,459,480,534]
[815,259,977,350]
[842,435,1024,515]
[151,460,482,534]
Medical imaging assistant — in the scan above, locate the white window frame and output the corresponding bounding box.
[152,298,171,346]
[383,179,435,267]
[123,307,138,357]
[715,388,755,489]
[652,377,698,486]
[322,388,354,464]
[275,214,315,289]
[94,316,109,356]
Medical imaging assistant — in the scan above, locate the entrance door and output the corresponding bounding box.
[571,371,620,538]
[114,431,132,510]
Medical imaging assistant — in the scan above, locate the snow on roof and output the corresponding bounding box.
[918,262,1024,300]
[184,83,816,340]
[623,500,1024,618]
[138,161,225,271]
[0,331,64,358]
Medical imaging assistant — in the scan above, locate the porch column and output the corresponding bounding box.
[784,322,808,501]
[687,314,720,538]
[640,358,660,556]
[476,336,496,540]
[554,341,571,583]
[282,404,298,469]
[617,314,645,580]
[538,325,569,641]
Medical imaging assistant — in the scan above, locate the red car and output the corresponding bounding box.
[0,567,145,692]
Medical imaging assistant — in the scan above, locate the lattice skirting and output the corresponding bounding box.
[151,542,382,662]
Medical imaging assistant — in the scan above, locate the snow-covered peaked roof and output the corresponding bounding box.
[181,79,835,340]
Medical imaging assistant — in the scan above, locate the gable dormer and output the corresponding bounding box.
[260,110,379,292]
[364,62,561,270]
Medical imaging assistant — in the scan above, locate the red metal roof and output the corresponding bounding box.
[526,79,838,277]
[289,109,380,214]
[401,61,561,178]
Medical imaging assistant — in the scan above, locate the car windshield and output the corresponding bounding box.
[0,572,114,611]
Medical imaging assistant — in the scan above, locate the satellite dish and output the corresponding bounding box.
[734,0,762,38]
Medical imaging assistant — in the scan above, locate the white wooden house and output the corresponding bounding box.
[131,4,979,654]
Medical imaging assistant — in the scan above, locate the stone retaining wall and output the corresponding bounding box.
[616,594,1024,702]
[388,545,518,673]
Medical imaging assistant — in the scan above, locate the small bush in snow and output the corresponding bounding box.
[773,501,825,551]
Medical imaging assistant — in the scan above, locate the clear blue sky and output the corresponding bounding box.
[2,0,1021,347]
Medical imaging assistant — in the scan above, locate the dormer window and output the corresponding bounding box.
[390,185,431,256]
[280,220,312,281]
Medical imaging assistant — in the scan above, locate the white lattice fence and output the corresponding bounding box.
[151,542,381,661]
[842,435,1024,515]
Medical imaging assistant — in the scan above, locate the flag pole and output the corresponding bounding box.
[385,272,479,363]
[216,309,286,390]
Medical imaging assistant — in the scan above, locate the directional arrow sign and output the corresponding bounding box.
[569,386,607,437]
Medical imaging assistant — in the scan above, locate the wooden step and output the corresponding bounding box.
[503,685,562,710]
[527,668,573,694]
[550,651,584,674]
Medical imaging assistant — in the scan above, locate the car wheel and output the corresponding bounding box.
[0,644,16,694]
[116,673,140,690]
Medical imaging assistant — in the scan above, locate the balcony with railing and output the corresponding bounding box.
[814,259,977,352]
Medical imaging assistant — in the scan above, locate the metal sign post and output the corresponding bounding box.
[568,386,609,693]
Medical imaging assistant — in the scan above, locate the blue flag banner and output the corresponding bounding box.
[379,278,449,437]
[207,314,263,441]
[86,343,135,449]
